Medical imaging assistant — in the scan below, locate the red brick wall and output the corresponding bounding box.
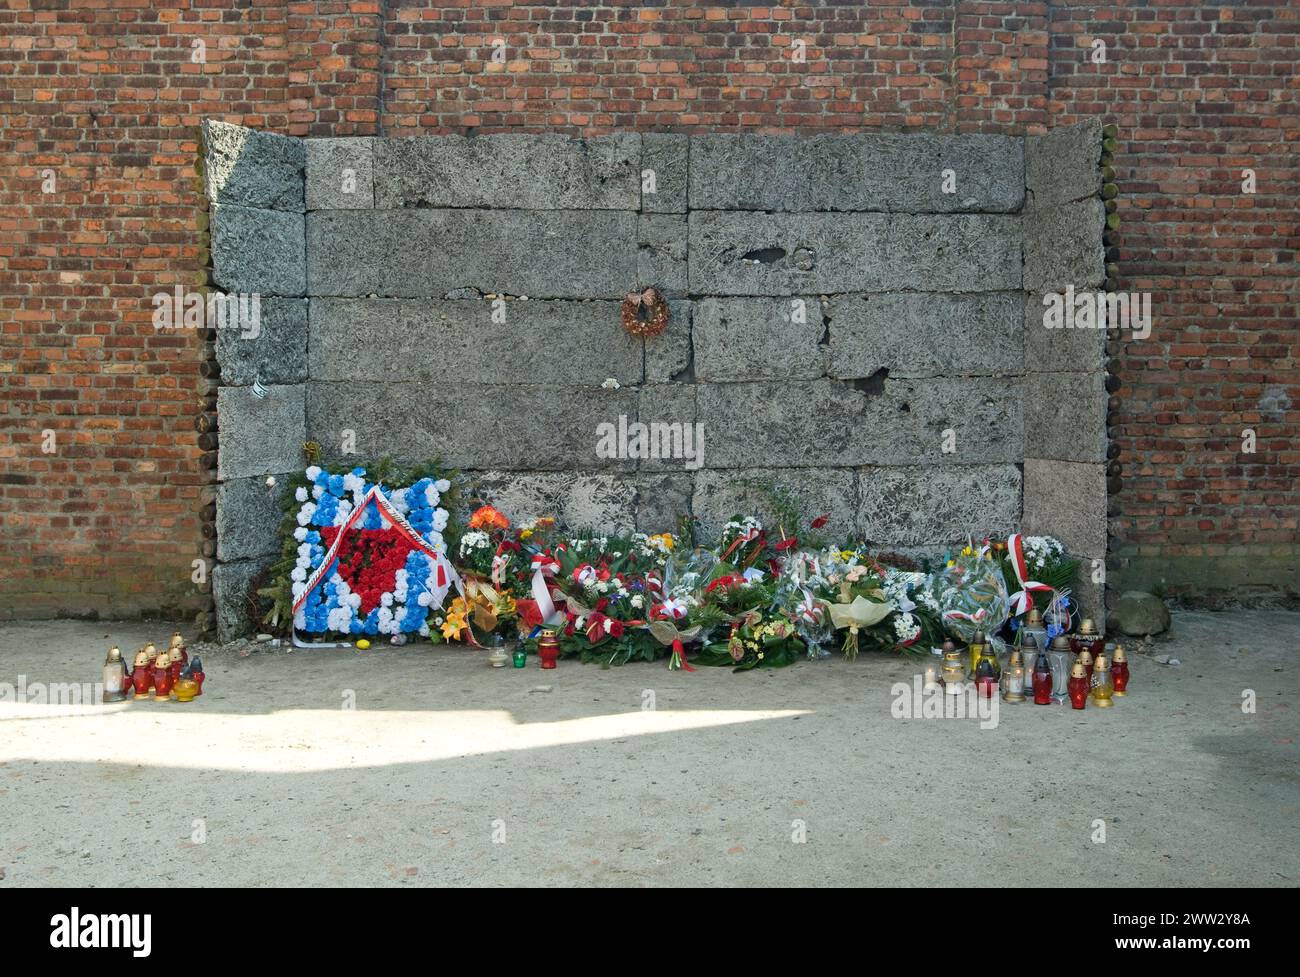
[0,0,289,619]
[1045,0,1298,601]
[1,1,1295,620]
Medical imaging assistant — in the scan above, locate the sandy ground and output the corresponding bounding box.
[0,610,1296,888]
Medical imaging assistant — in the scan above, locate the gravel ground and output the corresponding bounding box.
[0,610,1296,887]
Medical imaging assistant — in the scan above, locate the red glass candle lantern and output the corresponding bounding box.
[974,657,998,698]
[537,629,560,670]
[1069,618,1104,660]
[167,632,188,686]
[1068,661,1089,710]
[129,648,153,700]
[1111,646,1129,696]
[152,652,174,702]
[1032,649,1053,705]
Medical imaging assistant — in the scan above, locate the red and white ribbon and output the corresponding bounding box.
[293,485,461,616]
[654,598,687,620]
[531,552,560,577]
[530,567,566,627]
[1006,533,1052,616]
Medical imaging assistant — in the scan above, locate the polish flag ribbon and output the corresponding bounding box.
[1006,533,1052,616]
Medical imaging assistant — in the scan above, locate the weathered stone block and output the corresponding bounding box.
[1071,558,1108,629]
[1023,372,1107,462]
[306,209,638,298]
[644,300,693,383]
[308,298,644,385]
[213,556,274,643]
[1026,120,1102,208]
[635,472,694,532]
[372,134,641,210]
[1023,293,1107,373]
[1024,197,1105,293]
[642,133,688,213]
[305,137,374,210]
[306,382,638,471]
[696,378,1021,468]
[462,471,637,534]
[689,133,1024,213]
[695,381,864,469]
[856,465,1021,548]
[637,384,700,472]
[688,212,1022,295]
[202,120,305,213]
[828,292,1023,379]
[211,204,306,296]
[216,296,308,385]
[217,384,306,480]
[638,214,688,297]
[693,297,827,382]
[1022,459,1107,556]
[216,476,288,562]
[692,468,857,542]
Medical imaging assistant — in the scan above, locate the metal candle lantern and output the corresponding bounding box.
[1021,606,1047,656]
[1047,635,1073,704]
[940,647,966,695]
[102,646,126,703]
[1000,649,1026,703]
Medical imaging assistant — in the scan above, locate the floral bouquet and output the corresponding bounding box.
[821,550,892,660]
[772,548,835,659]
[880,567,942,652]
[693,610,805,671]
[716,515,768,570]
[935,543,1011,652]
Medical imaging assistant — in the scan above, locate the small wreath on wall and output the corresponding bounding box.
[621,286,671,338]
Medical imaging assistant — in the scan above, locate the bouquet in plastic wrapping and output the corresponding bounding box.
[772,548,835,659]
[935,547,1012,652]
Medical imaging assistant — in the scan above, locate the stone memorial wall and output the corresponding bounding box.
[204,120,1106,640]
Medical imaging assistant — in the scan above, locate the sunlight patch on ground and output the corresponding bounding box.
[0,706,808,773]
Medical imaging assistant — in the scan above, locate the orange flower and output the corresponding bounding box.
[469,505,510,531]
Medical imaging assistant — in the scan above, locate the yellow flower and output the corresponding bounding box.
[840,550,854,561]
[520,528,534,540]
[648,533,675,552]
[947,560,955,567]
[441,610,467,641]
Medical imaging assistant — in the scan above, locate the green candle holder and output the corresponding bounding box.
[512,647,527,668]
